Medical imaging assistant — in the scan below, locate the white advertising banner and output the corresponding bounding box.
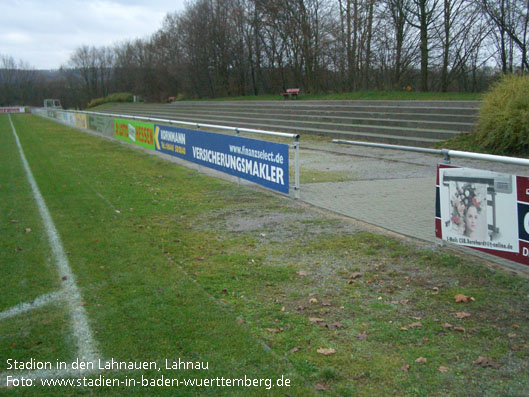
[436,165,529,266]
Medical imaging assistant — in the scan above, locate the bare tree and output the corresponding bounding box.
[47,0,528,102]
[386,0,414,88]
[481,0,529,73]
[403,0,441,91]
[435,0,486,91]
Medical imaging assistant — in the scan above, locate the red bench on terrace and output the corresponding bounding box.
[280,88,300,99]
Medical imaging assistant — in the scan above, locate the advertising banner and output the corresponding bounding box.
[114,119,155,150]
[88,115,114,137]
[154,124,289,194]
[57,111,74,126]
[74,113,88,129]
[0,107,25,113]
[436,164,529,266]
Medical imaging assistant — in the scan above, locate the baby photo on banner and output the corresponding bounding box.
[448,181,488,241]
[437,167,518,254]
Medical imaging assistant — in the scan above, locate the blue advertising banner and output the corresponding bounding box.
[154,124,289,194]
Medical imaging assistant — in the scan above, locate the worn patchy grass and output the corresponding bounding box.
[1,114,528,396]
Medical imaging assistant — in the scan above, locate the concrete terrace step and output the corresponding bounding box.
[160,110,472,133]
[99,107,451,145]
[165,103,478,117]
[112,100,480,116]
[140,111,461,139]
[168,99,481,109]
[109,105,476,130]
[99,100,481,147]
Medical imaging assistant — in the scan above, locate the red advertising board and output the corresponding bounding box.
[0,107,25,113]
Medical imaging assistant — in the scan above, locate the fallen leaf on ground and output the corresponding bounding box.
[266,328,282,333]
[289,346,301,354]
[409,322,423,328]
[508,333,516,338]
[309,317,325,323]
[454,327,465,332]
[454,312,471,319]
[356,332,368,340]
[315,383,328,390]
[455,294,473,303]
[325,322,343,330]
[296,270,307,276]
[309,298,318,304]
[438,366,449,373]
[474,356,499,369]
[415,357,427,363]
[236,317,245,324]
[317,348,336,356]
[349,272,362,279]
[322,302,332,306]
[442,323,454,329]
[401,364,411,372]
[25,228,31,233]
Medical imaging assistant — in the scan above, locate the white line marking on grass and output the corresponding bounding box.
[0,291,63,322]
[69,165,121,214]
[7,115,100,363]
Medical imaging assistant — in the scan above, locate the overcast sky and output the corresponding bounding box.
[1,0,187,70]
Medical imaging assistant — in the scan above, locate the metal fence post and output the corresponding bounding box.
[294,136,300,199]
[235,128,241,185]
[442,149,451,164]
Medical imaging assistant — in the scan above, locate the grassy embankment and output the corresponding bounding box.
[1,114,528,395]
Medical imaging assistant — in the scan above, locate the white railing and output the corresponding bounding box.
[332,139,529,167]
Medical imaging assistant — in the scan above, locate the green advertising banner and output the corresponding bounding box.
[88,115,114,137]
[114,119,155,150]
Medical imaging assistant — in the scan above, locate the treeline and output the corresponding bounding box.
[0,55,80,107]
[2,0,529,107]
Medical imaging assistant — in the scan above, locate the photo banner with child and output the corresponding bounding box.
[435,164,529,266]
